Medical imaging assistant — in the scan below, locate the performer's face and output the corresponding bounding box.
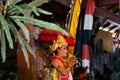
[58,45,68,57]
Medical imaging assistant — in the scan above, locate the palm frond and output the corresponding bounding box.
[7,0,52,16]
[10,16,69,36]
[0,11,13,49]
[21,47,29,68]
[8,4,40,16]
[19,4,39,16]
[19,4,52,16]
[0,0,69,68]
[14,19,30,42]
[29,0,50,7]
[37,8,52,15]
[22,38,36,59]
[8,22,36,68]
[14,5,26,15]
[10,0,22,5]
[7,6,19,15]
[29,5,39,16]
[0,28,6,63]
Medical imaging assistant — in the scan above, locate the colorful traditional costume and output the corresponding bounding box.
[45,35,74,80]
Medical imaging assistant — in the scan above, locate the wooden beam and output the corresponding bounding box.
[94,7,118,23]
[95,0,118,6]
[55,0,71,7]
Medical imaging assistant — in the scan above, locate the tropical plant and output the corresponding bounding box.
[0,0,68,68]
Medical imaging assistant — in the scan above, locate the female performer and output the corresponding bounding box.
[46,35,76,80]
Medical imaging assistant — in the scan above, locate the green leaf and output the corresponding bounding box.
[9,22,36,68]
[7,6,19,15]
[12,4,40,16]
[29,5,39,16]
[0,28,6,63]
[18,4,34,15]
[18,4,39,16]
[37,8,52,15]
[0,11,13,49]
[21,47,30,68]
[9,1,51,16]
[19,4,34,11]
[8,22,29,68]
[11,20,36,58]
[22,39,36,59]
[8,1,51,16]
[29,0,50,7]
[8,5,26,15]
[14,5,26,16]
[10,0,22,5]
[14,19,30,42]
[10,16,69,36]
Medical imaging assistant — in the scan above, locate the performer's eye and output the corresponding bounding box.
[64,46,68,50]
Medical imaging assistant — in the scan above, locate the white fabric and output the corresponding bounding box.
[69,71,73,80]
[83,15,93,30]
[82,59,90,73]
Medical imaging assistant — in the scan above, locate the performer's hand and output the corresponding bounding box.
[68,56,76,67]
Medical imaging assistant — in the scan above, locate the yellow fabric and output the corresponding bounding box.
[45,68,59,80]
[68,46,75,58]
[52,69,59,80]
[69,0,82,38]
[49,35,68,51]
[68,0,82,58]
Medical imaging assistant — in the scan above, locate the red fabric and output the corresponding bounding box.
[82,44,90,60]
[50,56,69,80]
[61,76,69,80]
[50,56,65,66]
[39,29,75,46]
[85,0,96,15]
[79,74,84,80]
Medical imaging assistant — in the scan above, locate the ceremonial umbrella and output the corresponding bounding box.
[39,29,75,46]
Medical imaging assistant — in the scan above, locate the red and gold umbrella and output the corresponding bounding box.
[39,29,75,46]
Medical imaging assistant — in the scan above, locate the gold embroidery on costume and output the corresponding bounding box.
[49,35,68,51]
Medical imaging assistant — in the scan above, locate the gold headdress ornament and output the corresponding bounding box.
[49,35,68,51]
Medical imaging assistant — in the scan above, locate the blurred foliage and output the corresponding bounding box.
[0,0,68,68]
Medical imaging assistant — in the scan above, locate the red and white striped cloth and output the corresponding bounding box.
[82,0,95,72]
